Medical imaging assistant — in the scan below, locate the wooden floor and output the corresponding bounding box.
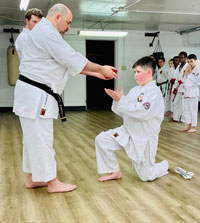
[0,111,200,223]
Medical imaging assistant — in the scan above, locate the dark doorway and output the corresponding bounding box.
[86,40,115,110]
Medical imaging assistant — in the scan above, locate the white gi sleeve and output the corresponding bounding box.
[189,69,200,85]
[111,101,124,117]
[117,89,163,120]
[42,31,88,76]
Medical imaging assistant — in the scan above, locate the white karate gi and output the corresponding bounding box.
[168,67,176,112]
[13,18,88,182]
[156,66,169,111]
[183,67,200,127]
[15,28,30,61]
[172,63,188,122]
[95,81,169,182]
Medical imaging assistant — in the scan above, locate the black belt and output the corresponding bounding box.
[156,80,169,97]
[156,80,168,87]
[19,75,66,122]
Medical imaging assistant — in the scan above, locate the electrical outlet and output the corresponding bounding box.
[121,65,126,70]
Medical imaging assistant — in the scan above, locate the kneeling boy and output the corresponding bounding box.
[95,56,169,182]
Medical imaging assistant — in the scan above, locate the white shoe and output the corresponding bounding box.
[175,167,194,180]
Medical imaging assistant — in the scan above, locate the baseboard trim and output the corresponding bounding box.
[0,107,13,112]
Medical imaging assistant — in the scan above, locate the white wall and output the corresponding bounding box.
[0,26,200,108]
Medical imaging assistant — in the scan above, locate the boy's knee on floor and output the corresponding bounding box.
[137,170,155,182]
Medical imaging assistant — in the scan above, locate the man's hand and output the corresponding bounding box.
[104,87,123,101]
[101,66,118,79]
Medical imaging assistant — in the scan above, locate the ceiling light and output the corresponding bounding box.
[78,30,128,37]
[20,0,30,11]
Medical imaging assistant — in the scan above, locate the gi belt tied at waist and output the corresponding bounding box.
[18,75,66,122]
[156,80,168,97]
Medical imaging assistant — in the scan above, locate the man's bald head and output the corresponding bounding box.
[47,3,69,17]
[47,3,72,36]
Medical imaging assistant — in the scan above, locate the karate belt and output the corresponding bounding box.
[156,80,168,97]
[18,75,66,122]
[172,80,183,102]
[169,78,176,100]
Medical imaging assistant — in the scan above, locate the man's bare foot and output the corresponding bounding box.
[47,178,77,193]
[98,172,122,182]
[25,173,47,189]
[25,181,48,189]
[187,128,197,133]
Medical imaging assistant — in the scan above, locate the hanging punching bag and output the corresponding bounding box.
[7,45,19,86]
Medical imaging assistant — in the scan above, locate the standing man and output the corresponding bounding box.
[168,56,180,120]
[15,8,43,61]
[181,54,200,132]
[13,3,118,193]
[172,52,188,122]
[156,58,169,111]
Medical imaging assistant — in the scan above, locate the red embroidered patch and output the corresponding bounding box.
[113,132,119,137]
[40,108,46,116]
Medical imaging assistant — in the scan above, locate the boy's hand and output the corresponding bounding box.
[104,87,124,101]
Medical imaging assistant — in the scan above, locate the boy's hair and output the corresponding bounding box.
[179,51,187,58]
[132,56,156,76]
[158,57,165,62]
[187,54,197,60]
[25,8,43,21]
[173,56,179,60]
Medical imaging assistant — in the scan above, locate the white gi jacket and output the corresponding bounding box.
[15,28,30,61]
[174,63,188,93]
[111,81,164,164]
[13,18,88,119]
[156,66,168,97]
[183,67,200,97]
[157,66,168,83]
[167,67,176,79]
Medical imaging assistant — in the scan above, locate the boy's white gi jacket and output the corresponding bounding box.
[157,66,168,83]
[111,81,164,164]
[183,66,200,97]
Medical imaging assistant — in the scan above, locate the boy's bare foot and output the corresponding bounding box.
[98,172,122,182]
[169,119,177,122]
[47,178,77,193]
[25,173,47,188]
[187,128,197,133]
[180,128,190,132]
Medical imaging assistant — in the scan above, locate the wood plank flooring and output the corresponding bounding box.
[0,111,200,223]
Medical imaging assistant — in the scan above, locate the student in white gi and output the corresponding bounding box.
[169,56,180,117]
[181,54,200,133]
[95,56,169,182]
[172,52,188,122]
[15,8,43,61]
[156,58,169,112]
[166,58,176,117]
[13,4,118,193]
